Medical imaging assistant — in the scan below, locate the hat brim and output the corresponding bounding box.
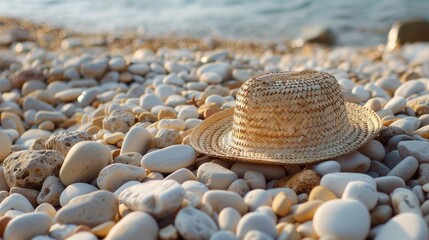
[190,103,382,165]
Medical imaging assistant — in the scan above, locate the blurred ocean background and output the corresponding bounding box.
[0,0,428,45]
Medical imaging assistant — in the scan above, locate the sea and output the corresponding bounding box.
[0,0,429,45]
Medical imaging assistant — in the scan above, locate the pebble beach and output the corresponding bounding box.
[1,16,429,240]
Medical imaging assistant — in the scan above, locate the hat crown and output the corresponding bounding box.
[230,70,350,150]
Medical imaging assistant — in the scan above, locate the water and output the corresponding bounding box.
[0,0,428,45]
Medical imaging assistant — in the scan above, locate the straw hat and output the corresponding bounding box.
[190,70,382,164]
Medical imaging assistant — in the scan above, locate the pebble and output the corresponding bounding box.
[0,131,11,162]
[308,185,337,202]
[97,163,146,191]
[140,94,164,110]
[313,199,370,240]
[358,140,385,161]
[293,200,323,222]
[56,190,118,227]
[59,183,99,207]
[275,169,320,194]
[371,205,393,226]
[37,176,65,206]
[4,212,51,240]
[375,176,405,194]
[387,156,418,181]
[218,207,241,232]
[397,140,429,163]
[119,180,185,218]
[200,72,223,84]
[44,131,93,156]
[0,193,34,215]
[244,189,272,212]
[391,188,421,215]
[230,162,286,181]
[120,127,153,155]
[182,180,209,200]
[60,141,112,186]
[375,213,428,240]
[236,212,277,240]
[105,211,158,240]
[211,231,238,240]
[197,62,231,81]
[312,160,341,176]
[3,150,63,189]
[164,168,196,184]
[175,207,218,240]
[55,88,84,102]
[394,79,426,98]
[333,151,371,173]
[383,96,407,114]
[153,129,183,148]
[244,171,266,190]
[202,190,248,215]
[197,162,238,190]
[390,117,421,134]
[320,172,376,197]
[141,145,196,173]
[342,181,378,210]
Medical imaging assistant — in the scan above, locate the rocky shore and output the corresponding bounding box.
[0,17,429,240]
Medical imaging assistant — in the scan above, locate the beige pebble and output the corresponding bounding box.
[391,188,421,215]
[0,193,34,215]
[227,179,250,197]
[38,120,55,131]
[236,212,277,240]
[38,176,65,206]
[153,129,183,148]
[0,131,11,162]
[56,190,118,228]
[35,111,66,124]
[60,182,98,207]
[66,231,98,240]
[244,171,266,190]
[272,192,293,217]
[35,203,56,217]
[397,140,429,163]
[244,189,272,212]
[97,163,146,192]
[320,172,376,197]
[308,185,337,202]
[105,132,124,145]
[266,188,298,205]
[230,162,285,180]
[158,119,186,131]
[197,162,238,190]
[49,223,78,239]
[182,180,209,200]
[374,212,428,240]
[119,180,184,218]
[218,207,241,232]
[371,205,392,226]
[44,131,93,156]
[113,152,142,166]
[105,211,158,240]
[296,221,318,239]
[120,127,153,155]
[4,212,51,240]
[142,145,196,174]
[159,224,178,240]
[9,187,39,207]
[91,221,115,238]
[164,168,197,184]
[55,88,83,102]
[175,207,218,240]
[383,96,407,114]
[60,141,112,186]
[293,200,323,222]
[202,190,247,215]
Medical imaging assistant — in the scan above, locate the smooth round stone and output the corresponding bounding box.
[371,205,393,226]
[375,213,428,240]
[119,180,185,218]
[35,203,56,217]
[358,140,385,161]
[106,211,158,240]
[391,188,421,215]
[211,231,238,240]
[230,162,285,181]
[342,181,377,210]
[320,173,376,197]
[113,181,140,197]
[55,88,84,102]
[333,151,370,173]
[59,183,99,207]
[140,94,164,110]
[197,62,231,81]
[244,189,273,212]
[205,94,226,106]
[163,74,185,86]
[293,200,323,222]
[128,64,150,75]
[198,162,238,190]
[227,179,250,197]
[352,86,370,102]
[312,160,341,176]
[97,163,146,192]
[314,199,370,240]
[308,185,337,202]
[375,76,401,93]
[296,220,318,239]
[266,188,298,205]
[155,84,176,101]
[244,171,266,190]
[141,145,196,174]
[67,232,97,240]
[158,119,186,131]
[185,118,202,130]
[182,180,209,200]
[397,141,429,163]
[272,192,293,217]
[108,56,127,71]
[4,212,51,240]
[175,207,217,240]
[236,212,277,240]
[394,80,426,98]
[60,141,112,186]
[390,117,421,134]
[15,129,51,147]
[200,72,222,84]
[218,207,241,232]
[243,230,273,240]
[56,190,118,228]
[375,176,405,194]
[164,168,196,184]
[202,190,248,215]
[387,156,418,181]
[383,96,407,114]
[0,131,11,162]
[0,193,34,215]
[120,127,153,155]
[178,108,199,121]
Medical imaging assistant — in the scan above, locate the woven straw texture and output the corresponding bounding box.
[190,70,382,164]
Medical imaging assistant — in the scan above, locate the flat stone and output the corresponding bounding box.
[197,162,238,190]
[4,212,51,240]
[202,190,247,215]
[175,207,218,240]
[394,80,426,98]
[236,212,277,240]
[387,156,419,181]
[97,163,146,192]
[197,62,231,81]
[383,96,407,114]
[59,182,98,207]
[141,145,196,174]
[397,140,429,163]
[333,151,371,173]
